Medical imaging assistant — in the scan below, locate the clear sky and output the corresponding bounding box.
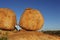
[0,0,60,30]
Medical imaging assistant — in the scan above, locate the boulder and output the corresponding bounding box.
[19,8,44,31]
[0,8,16,30]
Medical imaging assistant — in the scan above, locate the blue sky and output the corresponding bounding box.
[0,0,60,30]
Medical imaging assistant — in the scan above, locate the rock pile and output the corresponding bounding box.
[0,8,60,40]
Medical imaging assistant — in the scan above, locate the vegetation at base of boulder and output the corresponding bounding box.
[0,31,8,40]
[0,36,7,40]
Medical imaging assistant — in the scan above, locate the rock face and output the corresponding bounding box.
[19,8,44,31]
[8,31,60,40]
[0,8,16,30]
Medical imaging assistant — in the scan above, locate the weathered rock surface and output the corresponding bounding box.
[8,30,60,40]
[0,8,16,30]
[19,8,44,31]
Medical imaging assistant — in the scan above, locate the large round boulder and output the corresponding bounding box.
[19,8,44,31]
